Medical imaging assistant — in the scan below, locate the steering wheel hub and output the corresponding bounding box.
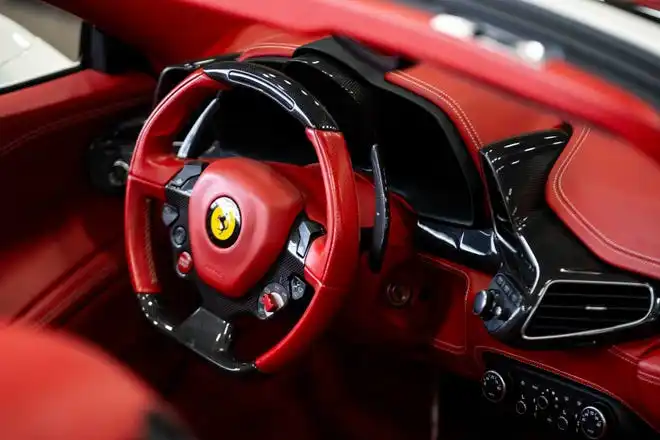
[189,158,303,298]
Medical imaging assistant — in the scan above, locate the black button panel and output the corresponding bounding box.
[480,272,524,333]
[480,353,656,439]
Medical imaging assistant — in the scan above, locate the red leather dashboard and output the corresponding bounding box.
[18,0,660,428]
[231,35,660,431]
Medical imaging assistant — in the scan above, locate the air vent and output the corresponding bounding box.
[523,281,654,339]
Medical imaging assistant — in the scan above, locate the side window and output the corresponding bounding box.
[0,0,81,91]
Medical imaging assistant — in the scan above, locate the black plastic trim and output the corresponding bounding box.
[137,294,256,374]
[483,352,657,439]
[153,54,239,106]
[204,61,339,131]
[80,24,151,75]
[293,37,486,227]
[369,144,390,272]
[144,411,198,440]
[415,220,499,273]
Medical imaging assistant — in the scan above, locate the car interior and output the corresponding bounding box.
[2,0,660,439]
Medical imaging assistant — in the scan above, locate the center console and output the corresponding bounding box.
[474,129,659,349]
[481,353,655,439]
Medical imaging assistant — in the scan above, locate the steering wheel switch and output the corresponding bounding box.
[258,283,289,318]
[176,252,194,276]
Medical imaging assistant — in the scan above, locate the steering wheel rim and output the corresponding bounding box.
[125,62,360,373]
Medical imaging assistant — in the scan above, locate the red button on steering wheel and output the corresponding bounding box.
[124,62,360,373]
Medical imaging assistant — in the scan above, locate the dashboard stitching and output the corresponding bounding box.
[608,346,640,365]
[554,127,660,268]
[638,371,660,385]
[389,72,484,150]
[238,43,299,60]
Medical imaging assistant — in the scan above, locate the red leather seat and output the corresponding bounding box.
[0,325,192,440]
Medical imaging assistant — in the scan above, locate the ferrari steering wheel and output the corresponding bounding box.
[125,62,359,373]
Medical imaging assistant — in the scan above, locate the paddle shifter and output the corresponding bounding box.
[367,144,390,273]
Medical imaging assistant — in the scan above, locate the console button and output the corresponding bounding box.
[172,226,187,247]
[162,204,179,227]
[537,395,549,410]
[557,416,569,431]
[481,370,507,403]
[515,400,527,415]
[176,252,193,275]
[580,406,607,440]
[296,221,323,258]
[290,275,307,300]
[473,290,495,318]
[258,283,288,318]
[261,293,279,313]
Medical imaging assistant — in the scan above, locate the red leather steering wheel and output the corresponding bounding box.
[125,62,359,373]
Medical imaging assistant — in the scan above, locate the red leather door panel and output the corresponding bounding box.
[0,69,154,323]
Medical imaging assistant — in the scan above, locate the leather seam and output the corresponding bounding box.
[554,127,660,268]
[639,371,660,385]
[608,346,640,365]
[238,42,299,59]
[389,71,483,150]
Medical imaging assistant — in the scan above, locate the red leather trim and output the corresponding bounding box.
[236,35,314,61]
[188,158,303,298]
[547,126,660,279]
[0,70,152,144]
[52,0,660,152]
[0,70,153,235]
[129,72,220,186]
[0,195,125,321]
[126,71,224,294]
[300,130,360,290]
[386,66,561,165]
[0,70,150,322]
[14,244,126,326]
[0,325,156,440]
[256,129,359,372]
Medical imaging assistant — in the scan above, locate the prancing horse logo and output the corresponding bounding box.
[206,197,241,248]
